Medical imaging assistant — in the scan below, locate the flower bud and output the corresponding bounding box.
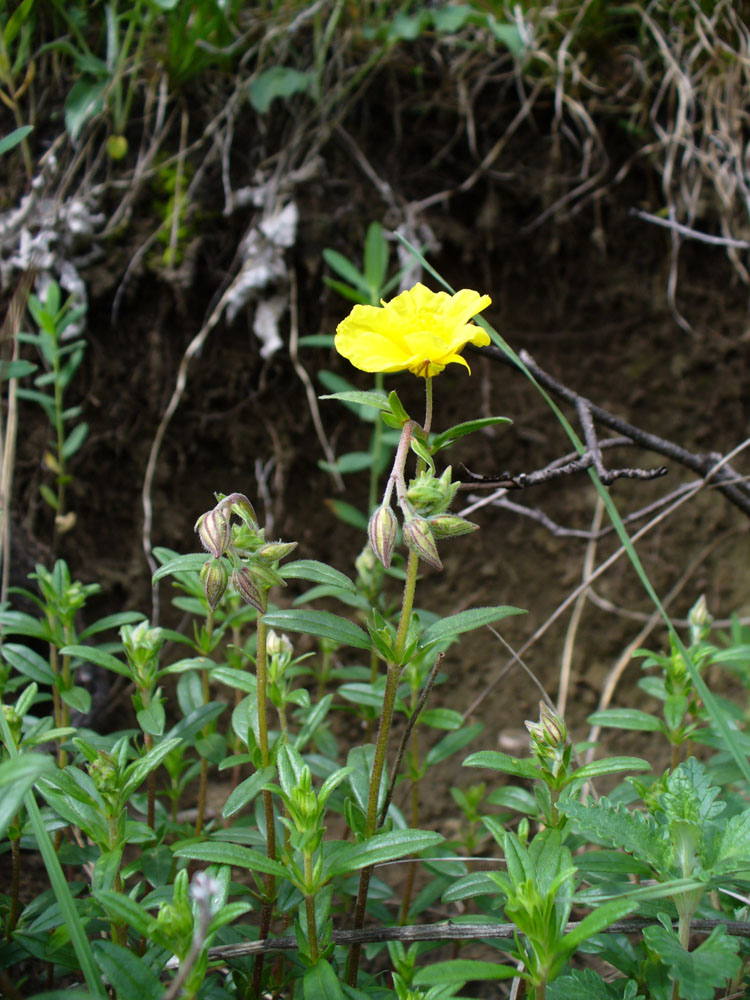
[429,514,479,538]
[200,558,229,611]
[231,567,264,612]
[406,467,460,516]
[2,705,22,746]
[403,515,442,570]
[255,540,298,562]
[266,629,293,657]
[368,504,398,569]
[224,493,259,529]
[195,505,231,559]
[688,594,712,644]
[525,702,567,760]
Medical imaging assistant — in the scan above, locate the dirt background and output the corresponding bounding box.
[7,59,750,828]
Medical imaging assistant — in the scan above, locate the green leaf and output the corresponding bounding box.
[486,16,525,56]
[571,757,651,782]
[0,610,50,641]
[120,738,181,801]
[560,797,670,875]
[320,451,378,475]
[172,840,288,878]
[324,499,368,531]
[642,925,741,1000]
[222,765,276,819]
[78,612,144,639]
[430,417,511,452]
[93,889,154,937]
[64,78,106,140]
[419,707,463,730]
[324,829,443,877]
[62,422,89,460]
[587,708,663,732]
[60,684,92,714]
[2,642,55,683]
[463,750,542,780]
[322,248,367,290]
[0,358,36,379]
[303,959,345,1000]
[151,552,207,581]
[547,968,631,1000]
[441,870,501,904]
[319,390,391,412]
[414,959,518,986]
[294,693,333,751]
[59,644,129,677]
[281,560,357,593]
[0,754,56,838]
[431,4,473,33]
[261,609,370,651]
[93,941,163,1000]
[425,722,483,767]
[137,700,165,737]
[421,606,526,646]
[249,67,314,113]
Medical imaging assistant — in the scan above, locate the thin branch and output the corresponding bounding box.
[630,207,750,248]
[200,916,750,961]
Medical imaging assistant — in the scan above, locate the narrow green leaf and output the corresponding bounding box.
[421,606,526,646]
[0,358,36,379]
[463,750,542,780]
[587,708,663,732]
[2,642,55,683]
[571,757,651,781]
[414,959,518,986]
[426,722,483,767]
[324,499,368,530]
[281,560,357,593]
[0,754,56,838]
[262,609,370,650]
[61,422,89,460]
[222,765,276,819]
[78,612,145,640]
[325,829,443,877]
[59,645,129,677]
[248,67,314,113]
[151,552,207,582]
[172,840,288,878]
[120,738,181,801]
[322,248,367,289]
[431,417,511,452]
[319,390,391,412]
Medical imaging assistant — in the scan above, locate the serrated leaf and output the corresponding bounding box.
[642,924,741,1000]
[714,808,750,869]
[560,797,670,875]
[421,606,526,646]
[547,968,631,1000]
[262,609,370,650]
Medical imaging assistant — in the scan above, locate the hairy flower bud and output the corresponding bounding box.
[525,702,567,762]
[368,504,398,569]
[231,567,265,612]
[403,515,442,570]
[429,514,479,538]
[195,505,231,559]
[266,629,293,658]
[255,540,298,562]
[688,594,712,644]
[224,493,259,529]
[200,558,229,611]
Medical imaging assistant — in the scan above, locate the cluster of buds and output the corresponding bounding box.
[88,750,120,812]
[194,492,297,613]
[525,702,569,776]
[367,464,478,572]
[120,620,165,690]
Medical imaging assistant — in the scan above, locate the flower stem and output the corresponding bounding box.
[346,547,420,986]
[252,614,277,998]
[423,376,433,435]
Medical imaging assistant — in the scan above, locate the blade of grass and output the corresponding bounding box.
[396,233,750,785]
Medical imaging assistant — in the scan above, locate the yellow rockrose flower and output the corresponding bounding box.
[334,283,492,378]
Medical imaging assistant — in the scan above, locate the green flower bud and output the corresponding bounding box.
[195,505,231,559]
[525,703,567,761]
[403,515,442,570]
[2,705,22,746]
[89,751,119,808]
[224,492,259,529]
[231,567,264,612]
[429,514,479,538]
[368,504,398,569]
[200,558,229,611]
[688,594,712,644]
[255,540,298,562]
[406,467,459,516]
[156,901,193,944]
[266,629,293,658]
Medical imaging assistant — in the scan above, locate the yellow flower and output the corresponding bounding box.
[335,283,492,378]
